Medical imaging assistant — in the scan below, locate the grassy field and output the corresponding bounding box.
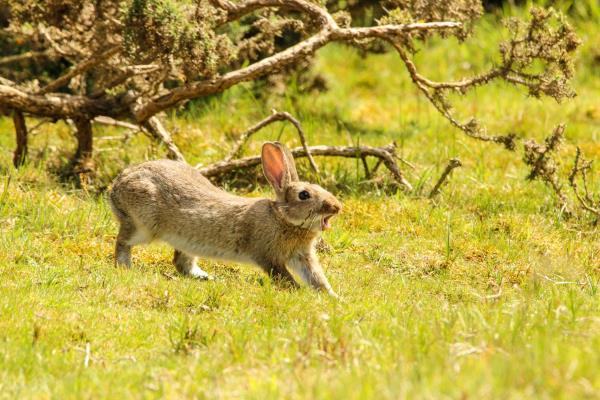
[1,9,599,400]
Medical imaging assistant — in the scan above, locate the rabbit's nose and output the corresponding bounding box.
[323,200,342,214]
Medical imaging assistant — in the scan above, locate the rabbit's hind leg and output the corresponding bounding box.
[173,250,211,280]
[115,219,150,268]
[115,221,134,267]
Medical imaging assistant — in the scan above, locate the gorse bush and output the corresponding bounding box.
[123,0,234,80]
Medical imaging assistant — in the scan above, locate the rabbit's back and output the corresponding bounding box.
[109,160,256,258]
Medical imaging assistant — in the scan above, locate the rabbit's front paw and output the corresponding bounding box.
[189,265,213,280]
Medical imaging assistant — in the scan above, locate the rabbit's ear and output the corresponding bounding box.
[262,142,290,195]
[277,142,299,182]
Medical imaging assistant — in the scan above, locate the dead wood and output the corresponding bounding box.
[142,117,185,162]
[225,110,318,173]
[134,21,460,122]
[198,143,412,190]
[429,158,462,199]
[93,116,140,131]
[0,50,53,66]
[568,147,600,218]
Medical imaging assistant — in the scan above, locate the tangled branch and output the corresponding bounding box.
[133,20,461,122]
[387,7,579,150]
[569,148,600,219]
[198,143,412,190]
[225,110,319,173]
[522,124,569,213]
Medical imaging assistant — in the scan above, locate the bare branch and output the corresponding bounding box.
[429,158,462,198]
[568,147,600,218]
[198,143,412,190]
[93,116,140,131]
[390,42,516,149]
[28,117,55,135]
[0,84,118,119]
[38,46,120,95]
[0,50,53,66]
[135,21,461,122]
[361,156,370,179]
[210,0,338,27]
[142,117,185,162]
[226,110,319,173]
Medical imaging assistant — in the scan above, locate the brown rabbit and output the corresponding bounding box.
[109,142,342,296]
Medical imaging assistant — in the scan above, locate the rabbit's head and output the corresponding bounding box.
[262,142,342,232]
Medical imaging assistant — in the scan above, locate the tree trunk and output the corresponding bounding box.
[71,117,95,177]
[12,111,27,167]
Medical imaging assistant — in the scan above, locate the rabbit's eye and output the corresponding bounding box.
[298,190,310,200]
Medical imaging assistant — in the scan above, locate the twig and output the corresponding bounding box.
[471,289,503,301]
[95,136,130,141]
[526,124,565,180]
[126,96,185,162]
[0,50,53,66]
[38,46,120,94]
[28,118,55,135]
[39,26,73,58]
[84,342,91,367]
[429,158,462,198]
[393,154,417,170]
[371,158,384,175]
[0,76,18,87]
[226,110,319,173]
[90,65,161,98]
[390,42,516,149]
[198,143,412,190]
[541,274,577,285]
[93,116,140,131]
[361,156,370,179]
[142,116,185,162]
[568,147,600,217]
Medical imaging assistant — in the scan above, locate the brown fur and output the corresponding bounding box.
[109,142,342,296]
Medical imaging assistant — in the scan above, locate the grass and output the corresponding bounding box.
[1,10,600,400]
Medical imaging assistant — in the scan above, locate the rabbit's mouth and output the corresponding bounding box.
[321,214,334,230]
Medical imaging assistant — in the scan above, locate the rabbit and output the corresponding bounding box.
[108,142,342,297]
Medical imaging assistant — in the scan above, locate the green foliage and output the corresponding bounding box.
[501,7,581,100]
[123,0,234,79]
[9,0,86,27]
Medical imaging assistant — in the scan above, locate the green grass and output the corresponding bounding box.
[1,11,600,399]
